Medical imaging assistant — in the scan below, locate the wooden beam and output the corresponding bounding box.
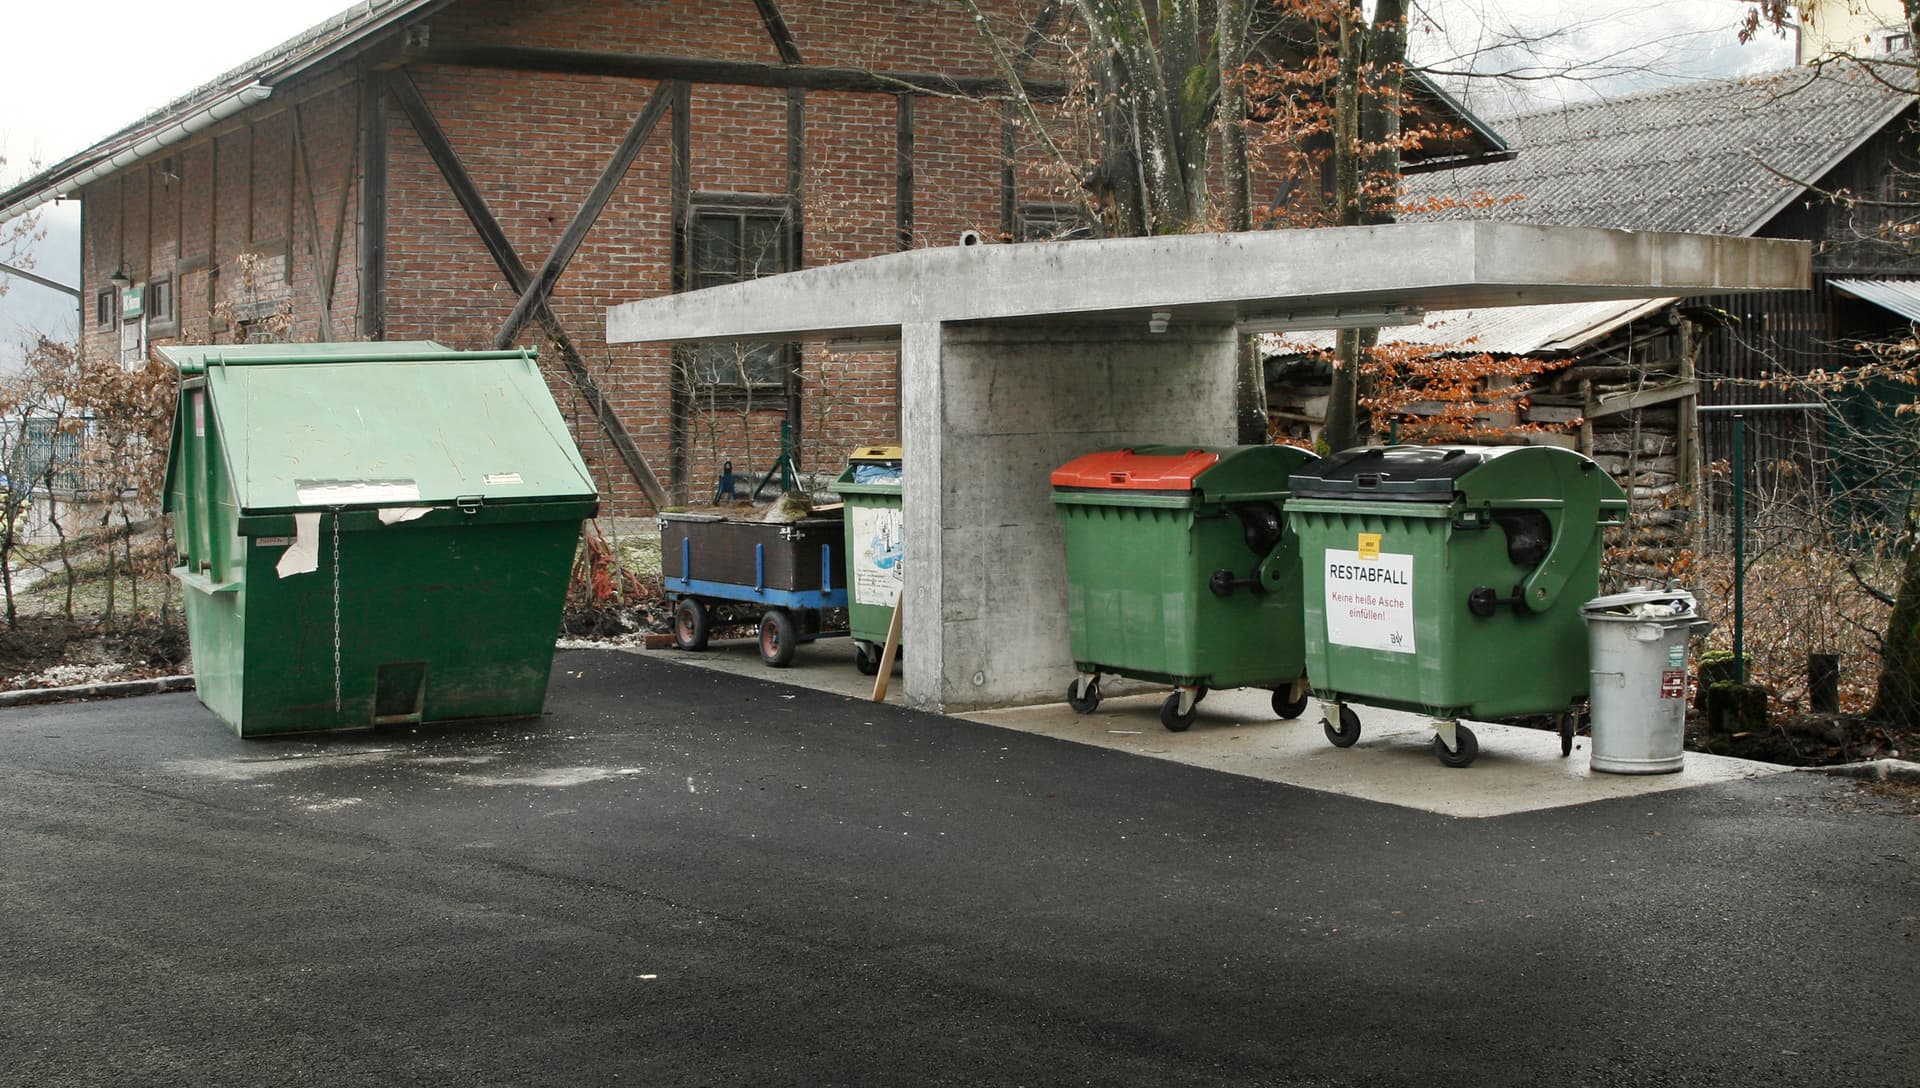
[326,91,359,337]
[786,88,805,267]
[1000,104,1017,241]
[493,79,678,349]
[1587,380,1701,419]
[670,82,694,502]
[291,106,337,341]
[785,86,806,456]
[416,45,1069,100]
[896,94,914,251]
[388,69,670,510]
[357,71,387,339]
[750,0,804,65]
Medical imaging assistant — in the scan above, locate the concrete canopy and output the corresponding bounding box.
[607,222,1809,716]
[606,222,1808,344]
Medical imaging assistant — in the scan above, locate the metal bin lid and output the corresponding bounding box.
[1286,445,1530,502]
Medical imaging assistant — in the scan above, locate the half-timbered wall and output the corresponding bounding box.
[78,0,1070,515]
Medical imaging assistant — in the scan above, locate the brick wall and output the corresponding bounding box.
[79,0,1065,517]
[77,82,361,363]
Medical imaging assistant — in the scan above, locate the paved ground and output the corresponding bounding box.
[2,647,1914,1087]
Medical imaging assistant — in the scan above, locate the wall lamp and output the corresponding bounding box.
[109,266,132,289]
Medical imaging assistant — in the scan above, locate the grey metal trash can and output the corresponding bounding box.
[1582,589,1710,774]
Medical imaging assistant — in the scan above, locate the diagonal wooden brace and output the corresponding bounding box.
[387,70,668,509]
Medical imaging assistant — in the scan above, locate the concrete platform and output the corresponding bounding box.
[611,639,1789,818]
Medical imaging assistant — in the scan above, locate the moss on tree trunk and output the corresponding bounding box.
[1869,537,1920,727]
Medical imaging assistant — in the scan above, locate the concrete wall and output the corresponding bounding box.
[900,321,1239,712]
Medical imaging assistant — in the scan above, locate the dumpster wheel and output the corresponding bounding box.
[1433,722,1479,768]
[1272,685,1311,720]
[758,609,799,668]
[1160,689,1199,732]
[1558,711,1578,757]
[1066,675,1102,714]
[854,640,881,676]
[673,598,710,651]
[1323,704,1361,747]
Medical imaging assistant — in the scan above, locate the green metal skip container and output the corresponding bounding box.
[1051,444,1319,732]
[160,342,599,737]
[834,446,904,676]
[1286,445,1627,767]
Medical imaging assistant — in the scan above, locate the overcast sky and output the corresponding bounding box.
[0,0,1797,353]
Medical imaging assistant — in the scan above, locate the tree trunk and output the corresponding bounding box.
[1876,0,1920,729]
[1218,0,1266,444]
[1317,0,1408,452]
[1870,527,1920,727]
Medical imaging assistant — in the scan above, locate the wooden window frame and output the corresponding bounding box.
[684,196,794,395]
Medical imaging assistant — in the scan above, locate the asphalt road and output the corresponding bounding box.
[1,649,1913,1087]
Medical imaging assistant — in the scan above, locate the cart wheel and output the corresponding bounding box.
[758,609,798,668]
[1194,685,1210,705]
[1272,686,1311,720]
[1066,676,1102,714]
[1558,712,1576,758]
[1160,692,1197,732]
[854,640,881,676]
[1322,704,1361,747]
[1434,723,1480,768]
[672,598,709,651]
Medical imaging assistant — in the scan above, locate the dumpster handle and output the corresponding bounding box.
[1208,567,1265,597]
[1514,457,1601,614]
[1467,584,1526,618]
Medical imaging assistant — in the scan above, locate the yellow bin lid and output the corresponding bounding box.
[848,445,902,463]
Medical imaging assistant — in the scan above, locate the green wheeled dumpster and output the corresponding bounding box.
[1286,445,1627,767]
[159,342,599,737]
[834,445,904,676]
[1051,444,1319,732]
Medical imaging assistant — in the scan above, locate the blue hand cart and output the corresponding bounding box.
[660,512,848,667]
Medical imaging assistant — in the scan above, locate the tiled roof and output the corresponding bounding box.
[0,0,447,222]
[1402,64,1913,236]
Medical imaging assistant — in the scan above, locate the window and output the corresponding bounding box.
[1885,31,1911,52]
[1016,203,1092,242]
[687,204,791,389]
[96,288,117,331]
[145,278,174,325]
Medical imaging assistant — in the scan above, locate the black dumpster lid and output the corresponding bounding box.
[1287,445,1526,501]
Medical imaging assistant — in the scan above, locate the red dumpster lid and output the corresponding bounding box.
[1050,448,1221,491]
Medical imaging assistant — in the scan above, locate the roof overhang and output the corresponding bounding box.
[1830,277,1920,322]
[606,222,1811,345]
[0,0,451,224]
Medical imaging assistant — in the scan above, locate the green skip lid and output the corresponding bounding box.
[158,342,598,516]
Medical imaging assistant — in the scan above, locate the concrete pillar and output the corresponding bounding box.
[900,319,1240,712]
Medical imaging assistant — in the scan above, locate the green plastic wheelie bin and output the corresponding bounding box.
[833,446,904,676]
[1050,444,1319,732]
[159,342,599,737]
[1286,445,1627,767]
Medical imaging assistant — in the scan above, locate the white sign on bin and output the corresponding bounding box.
[851,503,904,607]
[1324,547,1416,654]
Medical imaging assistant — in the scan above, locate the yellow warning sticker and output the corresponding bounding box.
[1357,533,1382,561]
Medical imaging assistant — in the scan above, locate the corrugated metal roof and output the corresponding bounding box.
[1830,278,1920,321]
[1403,65,1913,237]
[1263,297,1675,357]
